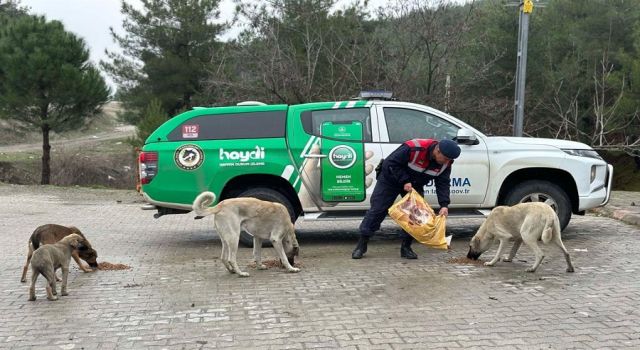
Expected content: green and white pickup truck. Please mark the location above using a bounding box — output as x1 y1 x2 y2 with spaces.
138 92 613 245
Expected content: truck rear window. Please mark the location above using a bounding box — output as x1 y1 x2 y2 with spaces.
167 111 286 141
301 108 372 142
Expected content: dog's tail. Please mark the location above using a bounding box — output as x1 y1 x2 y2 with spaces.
541 212 560 244
192 191 220 217
30 237 39 251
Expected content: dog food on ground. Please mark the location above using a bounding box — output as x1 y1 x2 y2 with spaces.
447 256 485 266
97 262 131 270
247 259 302 269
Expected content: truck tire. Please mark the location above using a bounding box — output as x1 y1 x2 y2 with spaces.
236 188 297 247
503 180 572 231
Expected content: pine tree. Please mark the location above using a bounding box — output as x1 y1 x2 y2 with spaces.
101 0 226 120
0 15 110 184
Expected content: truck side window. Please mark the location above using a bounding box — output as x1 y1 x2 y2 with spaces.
384 107 458 143
301 108 372 142
167 111 286 141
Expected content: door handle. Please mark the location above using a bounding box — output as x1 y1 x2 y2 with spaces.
303 154 327 158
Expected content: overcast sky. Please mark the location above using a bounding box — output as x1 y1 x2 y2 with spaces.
21 0 389 64
21 0 236 76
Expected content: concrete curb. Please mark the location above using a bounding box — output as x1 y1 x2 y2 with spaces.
590 206 640 226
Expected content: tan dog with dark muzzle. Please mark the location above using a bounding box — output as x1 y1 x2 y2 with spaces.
466 202 574 273
28 233 86 301
193 191 300 277
21 224 98 283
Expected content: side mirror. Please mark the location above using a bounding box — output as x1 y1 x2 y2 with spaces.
455 128 479 145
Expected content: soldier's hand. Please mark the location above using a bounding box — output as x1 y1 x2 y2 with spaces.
403 183 413 192
438 207 449 217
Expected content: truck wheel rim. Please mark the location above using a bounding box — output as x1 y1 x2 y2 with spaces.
519 193 558 212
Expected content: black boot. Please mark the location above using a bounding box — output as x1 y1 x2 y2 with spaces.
400 237 418 259
352 236 369 259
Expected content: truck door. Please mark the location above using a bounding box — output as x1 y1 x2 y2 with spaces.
286 102 383 212
376 105 490 206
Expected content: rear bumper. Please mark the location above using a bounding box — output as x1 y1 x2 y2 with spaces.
142 192 192 211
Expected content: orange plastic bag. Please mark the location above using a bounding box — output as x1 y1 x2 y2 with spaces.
388 189 449 250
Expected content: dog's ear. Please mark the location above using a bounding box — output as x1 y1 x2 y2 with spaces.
69 238 79 248
67 234 83 248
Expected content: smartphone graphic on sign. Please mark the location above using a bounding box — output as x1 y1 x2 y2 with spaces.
320 121 365 202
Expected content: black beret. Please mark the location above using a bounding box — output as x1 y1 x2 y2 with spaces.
439 139 461 159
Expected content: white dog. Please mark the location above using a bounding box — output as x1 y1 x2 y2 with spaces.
193 191 300 277
466 202 574 273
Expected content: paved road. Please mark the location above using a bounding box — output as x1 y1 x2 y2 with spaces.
1 184 639 349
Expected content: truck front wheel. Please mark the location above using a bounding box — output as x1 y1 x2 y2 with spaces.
503 180 572 231
237 188 297 247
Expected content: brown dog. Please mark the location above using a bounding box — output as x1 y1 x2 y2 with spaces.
21 224 98 283
28 233 86 301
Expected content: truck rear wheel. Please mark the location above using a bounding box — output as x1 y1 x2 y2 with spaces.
503 180 572 231
237 188 297 247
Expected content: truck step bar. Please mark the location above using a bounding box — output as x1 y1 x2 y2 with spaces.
302 209 489 221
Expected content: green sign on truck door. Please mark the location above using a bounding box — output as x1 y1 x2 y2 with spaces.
320 121 365 202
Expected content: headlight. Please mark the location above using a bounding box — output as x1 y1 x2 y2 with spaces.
562 149 603 160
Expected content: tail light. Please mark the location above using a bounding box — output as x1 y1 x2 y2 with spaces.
139 151 158 185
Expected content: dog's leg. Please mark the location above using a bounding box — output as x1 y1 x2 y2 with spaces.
60 265 69 296
28 270 38 301
272 239 300 273
43 268 58 301
49 268 58 296
253 236 267 270
228 250 249 277
484 239 507 267
216 223 234 274
553 236 575 273
218 220 249 277
72 250 92 273
524 239 545 272
21 242 33 283
45 283 57 301
227 242 249 277
221 241 234 274
503 238 522 262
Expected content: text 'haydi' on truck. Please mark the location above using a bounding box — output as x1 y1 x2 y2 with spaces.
138 91 613 246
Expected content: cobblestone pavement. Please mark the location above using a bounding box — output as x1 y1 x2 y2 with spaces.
1 184 639 349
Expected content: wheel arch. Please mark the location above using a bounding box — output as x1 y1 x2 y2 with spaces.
219 174 303 217
497 168 579 213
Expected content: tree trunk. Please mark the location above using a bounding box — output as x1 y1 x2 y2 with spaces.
41 124 51 185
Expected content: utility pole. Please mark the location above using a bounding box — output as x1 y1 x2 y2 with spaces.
513 0 533 137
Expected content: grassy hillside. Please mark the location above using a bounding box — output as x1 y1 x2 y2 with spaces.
600 151 640 191
0 101 123 146
0 102 137 189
